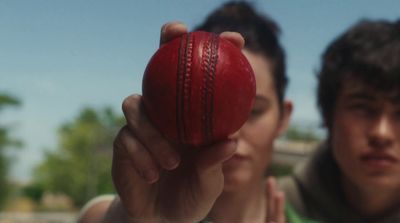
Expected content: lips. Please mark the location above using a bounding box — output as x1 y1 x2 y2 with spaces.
360 152 398 168
224 154 248 165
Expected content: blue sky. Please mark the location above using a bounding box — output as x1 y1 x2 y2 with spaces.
1 0 399 182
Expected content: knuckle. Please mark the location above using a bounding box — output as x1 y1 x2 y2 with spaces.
121 94 141 114
113 137 123 154
113 126 129 154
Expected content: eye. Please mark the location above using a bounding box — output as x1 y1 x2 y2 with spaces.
348 102 377 117
248 103 268 121
349 103 368 110
247 97 270 121
250 107 264 117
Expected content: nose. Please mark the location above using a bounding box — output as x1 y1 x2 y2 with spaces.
368 115 394 149
229 129 240 140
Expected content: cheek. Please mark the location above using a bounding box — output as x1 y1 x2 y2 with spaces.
332 112 365 151
244 113 280 155
331 112 365 173
332 114 352 153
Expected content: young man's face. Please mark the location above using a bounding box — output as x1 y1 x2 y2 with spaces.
331 78 400 191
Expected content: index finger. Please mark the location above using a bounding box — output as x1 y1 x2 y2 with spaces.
122 94 181 170
266 176 286 223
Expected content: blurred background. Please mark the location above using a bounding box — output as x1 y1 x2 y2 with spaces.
1 0 399 222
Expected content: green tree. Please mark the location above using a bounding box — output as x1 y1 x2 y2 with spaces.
33 107 124 207
0 93 22 208
284 125 322 143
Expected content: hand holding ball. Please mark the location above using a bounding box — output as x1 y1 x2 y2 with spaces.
142 31 256 146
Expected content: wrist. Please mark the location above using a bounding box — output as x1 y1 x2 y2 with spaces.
102 197 164 223
102 196 200 223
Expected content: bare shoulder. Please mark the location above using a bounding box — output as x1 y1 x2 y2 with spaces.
77 194 116 223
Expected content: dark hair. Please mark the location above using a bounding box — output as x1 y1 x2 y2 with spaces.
317 19 400 129
194 1 288 107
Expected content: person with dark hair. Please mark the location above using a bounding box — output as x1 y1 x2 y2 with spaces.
280 19 400 222
194 2 287 107
78 1 297 223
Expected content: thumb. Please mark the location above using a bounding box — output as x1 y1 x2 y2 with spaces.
191 140 237 204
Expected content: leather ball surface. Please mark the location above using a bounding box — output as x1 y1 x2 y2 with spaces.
142 31 256 146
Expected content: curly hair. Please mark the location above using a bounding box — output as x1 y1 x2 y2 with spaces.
317 19 400 129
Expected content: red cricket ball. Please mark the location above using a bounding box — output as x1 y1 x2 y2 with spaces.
142 31 256 146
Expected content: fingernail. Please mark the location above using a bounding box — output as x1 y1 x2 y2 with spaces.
143 169 158 183
165 156 179 170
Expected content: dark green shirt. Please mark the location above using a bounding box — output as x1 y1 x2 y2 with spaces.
280 143 400 223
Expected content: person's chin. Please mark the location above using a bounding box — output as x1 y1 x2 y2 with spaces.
359 174 400 190
223 179 245 192
222 169 252 192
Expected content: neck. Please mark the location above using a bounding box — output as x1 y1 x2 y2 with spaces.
342 176 400 220
208 179 266 223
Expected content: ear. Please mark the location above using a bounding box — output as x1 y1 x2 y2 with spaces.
277 100 293 136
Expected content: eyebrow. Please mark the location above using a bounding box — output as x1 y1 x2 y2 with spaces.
346 92 400 104
346 92 376 101
255 95 270 102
